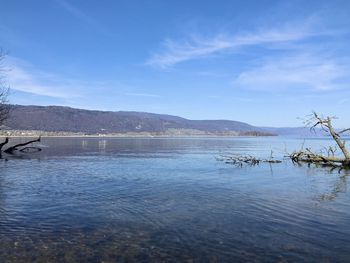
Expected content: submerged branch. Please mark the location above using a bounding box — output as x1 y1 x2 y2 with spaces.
286 149 349 168
220 113 350 170
2 137 41 155
217 154 281 167
0 137 9 151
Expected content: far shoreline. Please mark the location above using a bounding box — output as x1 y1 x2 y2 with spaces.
0 134 278 139
0 129 277 138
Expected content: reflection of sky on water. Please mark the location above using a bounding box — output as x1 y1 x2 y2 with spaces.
0 137 349 262
98 140 107 152
81 140 88 150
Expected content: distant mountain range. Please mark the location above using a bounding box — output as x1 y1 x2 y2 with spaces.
1 105 319 136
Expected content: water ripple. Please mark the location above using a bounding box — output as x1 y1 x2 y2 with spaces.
1 137 350 262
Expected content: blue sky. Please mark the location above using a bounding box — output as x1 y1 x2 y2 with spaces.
0 0 350 127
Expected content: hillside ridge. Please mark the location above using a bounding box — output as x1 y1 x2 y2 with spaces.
2 105 273 135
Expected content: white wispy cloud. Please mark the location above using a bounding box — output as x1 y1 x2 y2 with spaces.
147 22 321 68
5 58 161 100
55 0 112 37
6 57 84 99
125 92 161 98
232 54 348 91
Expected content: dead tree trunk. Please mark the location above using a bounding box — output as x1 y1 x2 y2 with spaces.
289 112 350 168
325 117 350 163
0 137 9 151
0 137 42 157
0 137 9 158
3 137 41 154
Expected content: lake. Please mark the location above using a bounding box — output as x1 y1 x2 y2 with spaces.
1 137 350 262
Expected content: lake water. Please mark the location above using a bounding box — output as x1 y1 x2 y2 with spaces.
1 137 350 262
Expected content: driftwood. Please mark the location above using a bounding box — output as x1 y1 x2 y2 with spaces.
219 112 350 170
0 137 9 151
0 136 42 157
287 148 344 166
217 151 282 167
288 112 350 168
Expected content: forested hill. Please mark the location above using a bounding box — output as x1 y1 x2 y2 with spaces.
3 105 275 135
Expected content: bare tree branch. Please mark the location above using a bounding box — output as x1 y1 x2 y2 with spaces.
0 48 43 158
3 137 41 154
291 112 350 167
0 137 9 151
0 49 9 126
338 128 350 135
219 112 350 170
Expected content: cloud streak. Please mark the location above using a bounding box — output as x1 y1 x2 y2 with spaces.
125 92 161 98
147 22 321 68
55 0 112 37
232 54 349 91
6 57 84 99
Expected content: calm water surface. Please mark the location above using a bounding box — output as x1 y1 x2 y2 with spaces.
1 137 350 262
